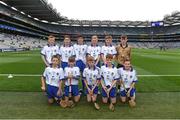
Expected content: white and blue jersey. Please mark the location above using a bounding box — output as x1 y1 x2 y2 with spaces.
118 67 138 90
101 64 119 97
64 66 80 97
87 45 101 60
64 66 80 86
59 45 75 63
101 45 117 57
43 66 64 87
74 44 87 63
41 44 59 64
101 64 120 87
83 66 101 86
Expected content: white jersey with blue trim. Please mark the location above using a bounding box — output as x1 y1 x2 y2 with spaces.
41 44 59 64
73 44 87 63
83 66 101 86
43 66 64 87
87 45 101 60
118 67 138 90
101 45 117 56
59 45 75 62
64 66 80 86
101 65 119 87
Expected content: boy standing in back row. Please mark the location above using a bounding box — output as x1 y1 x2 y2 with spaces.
59 35 75 69
41 35 59 67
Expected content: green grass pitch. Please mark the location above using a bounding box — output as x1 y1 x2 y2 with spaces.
0 49 180 119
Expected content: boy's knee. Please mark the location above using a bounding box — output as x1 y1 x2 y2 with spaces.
74 95 80 102
102 98 108 104
121 98 126 103
48 99 54 104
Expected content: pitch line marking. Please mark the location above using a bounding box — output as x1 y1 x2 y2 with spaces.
0 74 180 77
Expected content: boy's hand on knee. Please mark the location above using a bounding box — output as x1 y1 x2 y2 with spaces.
41 86 46 91
89 90 93 96
57 89 62 96
127 91 130 97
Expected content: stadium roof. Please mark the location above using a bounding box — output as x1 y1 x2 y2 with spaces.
0 0 67 22
0 0 180 27
163 11 180 26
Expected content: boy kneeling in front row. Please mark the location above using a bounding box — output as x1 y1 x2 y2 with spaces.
118 58 137 107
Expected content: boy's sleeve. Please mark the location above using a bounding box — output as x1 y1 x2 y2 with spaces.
73 67 80 80
98 46 101 55
76 67 80 77
86 46 91 55
42 68 47 78
97 68 101 80
133 70 138 82
113 46 117 55
59 69 64 80
58 46 62 56
117 68 121 80
72 46 75 56
100 46 104 55
114 68 120 81
100 66 104 78
82 69 86 79
64 68 68 79
41 47 45 55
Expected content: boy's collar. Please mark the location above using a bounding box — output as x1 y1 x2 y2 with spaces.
105 64 115 68
47 44 56 47
123 66 133 72
120 43 128 49
88 65 96 70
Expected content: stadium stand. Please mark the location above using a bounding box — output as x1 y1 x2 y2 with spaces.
0 0 180 51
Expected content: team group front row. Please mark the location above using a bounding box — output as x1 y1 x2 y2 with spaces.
40 34 137 111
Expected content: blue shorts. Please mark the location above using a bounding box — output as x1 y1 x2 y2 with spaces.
86 85 98 95
76 60 86 72
64 85 79 97
46 84 61 100
61 62 68 69
120 88 136 97
102 86 116 98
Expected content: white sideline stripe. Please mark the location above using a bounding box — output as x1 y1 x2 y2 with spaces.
0 74 180 77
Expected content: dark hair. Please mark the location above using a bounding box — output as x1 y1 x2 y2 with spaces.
105 35 112 39
51 55 60 61
64 35 71 39
68 56 75 62
77 34 83 38
48 34 55 38
87 56 94 62
120 35 127 39
106 54 113 59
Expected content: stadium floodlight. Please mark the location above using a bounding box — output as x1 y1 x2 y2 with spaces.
20 11 25 15
60 23 70 26
27 15 32 18
172 22 180 25
41 20 49 23
11 7 18 11
51 22 59 25
0 1 7 6
34 18 39 21
82 24 90 27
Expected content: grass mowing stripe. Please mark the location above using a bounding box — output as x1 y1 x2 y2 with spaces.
0 92 180 119
1 74 180 77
